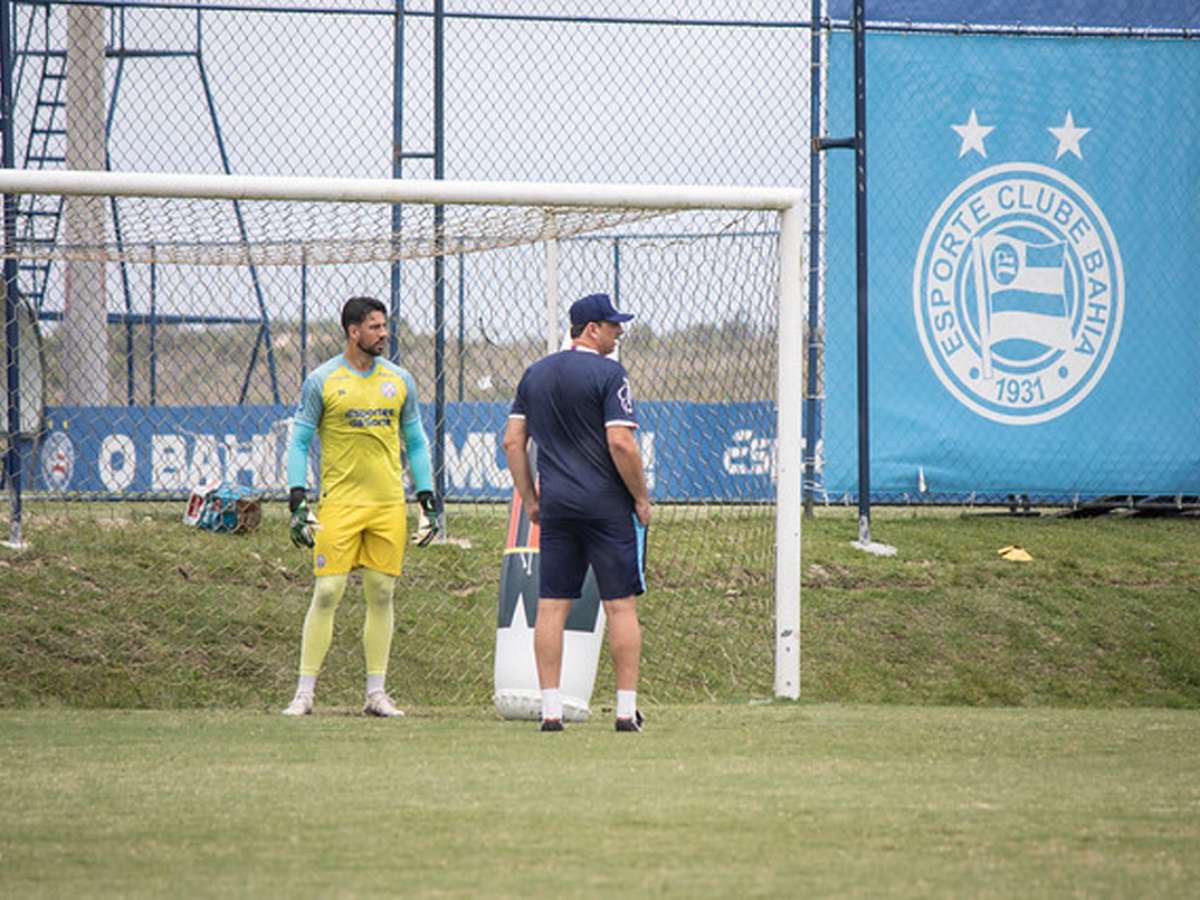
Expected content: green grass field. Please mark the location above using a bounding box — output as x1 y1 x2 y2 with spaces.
3 504 1199 709
3 705 1198 898
2 506 1199 895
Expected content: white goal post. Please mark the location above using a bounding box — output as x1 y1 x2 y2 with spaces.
0 167 803 699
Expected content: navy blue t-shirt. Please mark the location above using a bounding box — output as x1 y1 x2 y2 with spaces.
509 347 639 520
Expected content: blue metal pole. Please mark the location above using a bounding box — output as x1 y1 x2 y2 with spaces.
433 0 446 506
456 251 464 403
300 255 308 382
804 0 824 517
389 0 404 359
852 0 871 542
149 257 157 405
612 238 621 306
1 0 23 546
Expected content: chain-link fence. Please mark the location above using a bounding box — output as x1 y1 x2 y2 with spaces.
1 185 792 709
0 0 808 709
11 0 1193 710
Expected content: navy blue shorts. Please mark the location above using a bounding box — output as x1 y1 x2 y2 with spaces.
539 513 647 601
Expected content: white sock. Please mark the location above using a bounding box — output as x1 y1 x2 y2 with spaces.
366 674 386 696
616 690 637 720
297 675 317 696
541 688 563 721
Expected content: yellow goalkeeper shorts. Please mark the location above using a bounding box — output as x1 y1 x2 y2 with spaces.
312 502 408 577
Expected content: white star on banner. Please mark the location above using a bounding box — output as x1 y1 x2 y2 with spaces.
951 108 995 158
1049 111 1090 160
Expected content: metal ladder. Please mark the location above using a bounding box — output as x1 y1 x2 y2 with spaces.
14 10 67 311
9 4 281 404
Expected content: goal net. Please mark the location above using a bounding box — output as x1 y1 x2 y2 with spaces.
0 169 801 709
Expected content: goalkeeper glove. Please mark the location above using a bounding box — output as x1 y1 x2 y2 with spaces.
288 488 318 549
413 491 440 547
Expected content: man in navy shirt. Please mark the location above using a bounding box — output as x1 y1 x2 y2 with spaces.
503 293 652 732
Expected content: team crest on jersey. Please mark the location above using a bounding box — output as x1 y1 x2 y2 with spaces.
40 430 75 491
913 162 1123 425
617 378 634 416
380 381 397 399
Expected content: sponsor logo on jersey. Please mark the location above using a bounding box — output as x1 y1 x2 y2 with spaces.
617 378 634 416
346 407 394 428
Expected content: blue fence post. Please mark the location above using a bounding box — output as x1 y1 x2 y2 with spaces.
300 253 309 383
432 0 447 507
389 0 405 360
1 0 23 547
804 0 825 517
456 251 465 403
149 256 158 405
612 238 621 306
851 0 872 544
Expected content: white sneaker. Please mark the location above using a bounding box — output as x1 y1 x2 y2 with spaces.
282 692 314 717
363 691 405 718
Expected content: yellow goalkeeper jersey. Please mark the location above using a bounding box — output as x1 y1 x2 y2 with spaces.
294 354 424 508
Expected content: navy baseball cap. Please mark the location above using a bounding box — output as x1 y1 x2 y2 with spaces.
569 293 634 327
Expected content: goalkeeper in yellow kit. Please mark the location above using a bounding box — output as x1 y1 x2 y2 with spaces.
282 296 438 718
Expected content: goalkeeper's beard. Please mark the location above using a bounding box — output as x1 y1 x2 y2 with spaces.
357 336 385 357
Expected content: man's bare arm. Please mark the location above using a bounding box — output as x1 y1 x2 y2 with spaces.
502 416 540 524
607 425 651 525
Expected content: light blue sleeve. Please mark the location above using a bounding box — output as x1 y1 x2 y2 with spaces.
286 371 324 489
399 370 434 494
294 371 325 429
286 421 316 489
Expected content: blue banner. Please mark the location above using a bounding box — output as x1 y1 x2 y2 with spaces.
825 30 1200 499
25 401 776 502
826 1 1200 30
